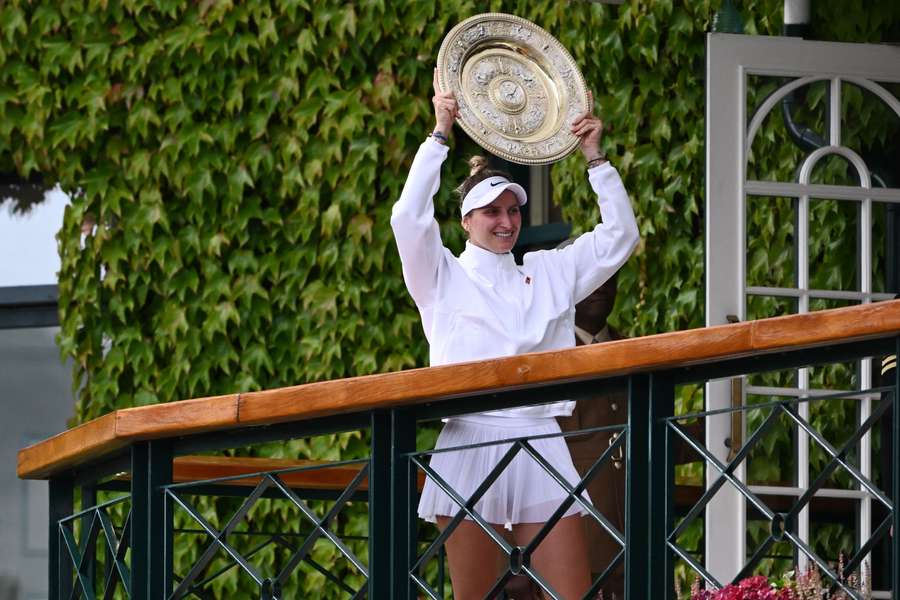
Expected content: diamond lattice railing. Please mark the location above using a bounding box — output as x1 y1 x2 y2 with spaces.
166 461 370 599
667 387 895 599
59 495 133 599
408 425 627 600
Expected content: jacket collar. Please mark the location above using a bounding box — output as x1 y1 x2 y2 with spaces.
575 324 611 346
459 241 517 274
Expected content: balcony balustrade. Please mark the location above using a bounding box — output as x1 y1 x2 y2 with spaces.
17 300 900 599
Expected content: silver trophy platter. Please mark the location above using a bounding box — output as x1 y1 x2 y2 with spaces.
437 13 589 165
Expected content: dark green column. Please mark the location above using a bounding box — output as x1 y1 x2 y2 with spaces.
79 485 98 594
48 477 74 599
369 410 392 598
391 409 417 600
649 373 675 599
130 441 173 599
893 336 899 594
625 373 651 598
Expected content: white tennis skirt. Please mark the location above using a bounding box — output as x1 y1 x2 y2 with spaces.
417 415 591 530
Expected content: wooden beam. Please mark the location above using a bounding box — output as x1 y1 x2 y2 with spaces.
236 320 755 426
17 394 239 480
166 455 425 492
114 394 240 439
750 299 900 351
17 301 900 480
17 413 121 480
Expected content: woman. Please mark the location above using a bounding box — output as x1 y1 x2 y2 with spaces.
390 70 639 599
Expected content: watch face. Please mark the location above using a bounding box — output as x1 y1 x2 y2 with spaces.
437 13 590 166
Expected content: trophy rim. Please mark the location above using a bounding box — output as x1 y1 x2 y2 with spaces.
437 12 589 166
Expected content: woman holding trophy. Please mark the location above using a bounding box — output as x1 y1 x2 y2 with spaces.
390 15 640 599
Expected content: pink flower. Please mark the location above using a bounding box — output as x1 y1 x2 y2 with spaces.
739 575 770 590
690 575 793 600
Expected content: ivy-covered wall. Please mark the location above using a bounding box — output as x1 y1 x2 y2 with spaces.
2 0 898 594
0 0 894 420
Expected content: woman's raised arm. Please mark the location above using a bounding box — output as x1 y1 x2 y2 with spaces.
550 93 640 302
389 71 459 309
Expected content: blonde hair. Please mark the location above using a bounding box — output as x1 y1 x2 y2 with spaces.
467 156 489 176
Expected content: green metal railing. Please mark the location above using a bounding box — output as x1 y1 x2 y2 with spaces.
167 460 371 599
407 423 627 599
40 331 900 599
666 386 896 597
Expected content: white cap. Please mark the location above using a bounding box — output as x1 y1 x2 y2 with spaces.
460 176 527 216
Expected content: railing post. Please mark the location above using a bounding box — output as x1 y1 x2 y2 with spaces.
369 410 392 598
391 408 417 600
649 373 676 599
80 484 98 593
49 477 74 599
131 441 173 599
626 373 651 599
893 335 899 594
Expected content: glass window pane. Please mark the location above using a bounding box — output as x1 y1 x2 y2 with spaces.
809 198 859 292
746 76 828 183
746 196 797 289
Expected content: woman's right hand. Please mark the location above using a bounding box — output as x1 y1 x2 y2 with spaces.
571 90 605 162
432 68 459 138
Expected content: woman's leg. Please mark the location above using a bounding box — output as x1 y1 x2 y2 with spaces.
436 516 508 600
513 515 591 600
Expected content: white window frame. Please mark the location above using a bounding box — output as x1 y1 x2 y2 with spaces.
705 32 900 594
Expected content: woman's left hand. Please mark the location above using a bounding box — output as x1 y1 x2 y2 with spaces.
570 91 605 161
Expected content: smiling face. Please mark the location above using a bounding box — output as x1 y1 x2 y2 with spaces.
462 190 522 254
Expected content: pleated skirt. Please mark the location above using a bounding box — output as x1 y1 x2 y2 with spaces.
417 415 591 530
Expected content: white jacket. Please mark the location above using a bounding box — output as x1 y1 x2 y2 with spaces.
391 138 639 418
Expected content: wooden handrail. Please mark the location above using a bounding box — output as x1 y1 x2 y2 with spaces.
17 301 900 480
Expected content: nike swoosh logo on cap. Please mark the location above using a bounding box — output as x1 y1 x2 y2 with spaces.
490 181 504 187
